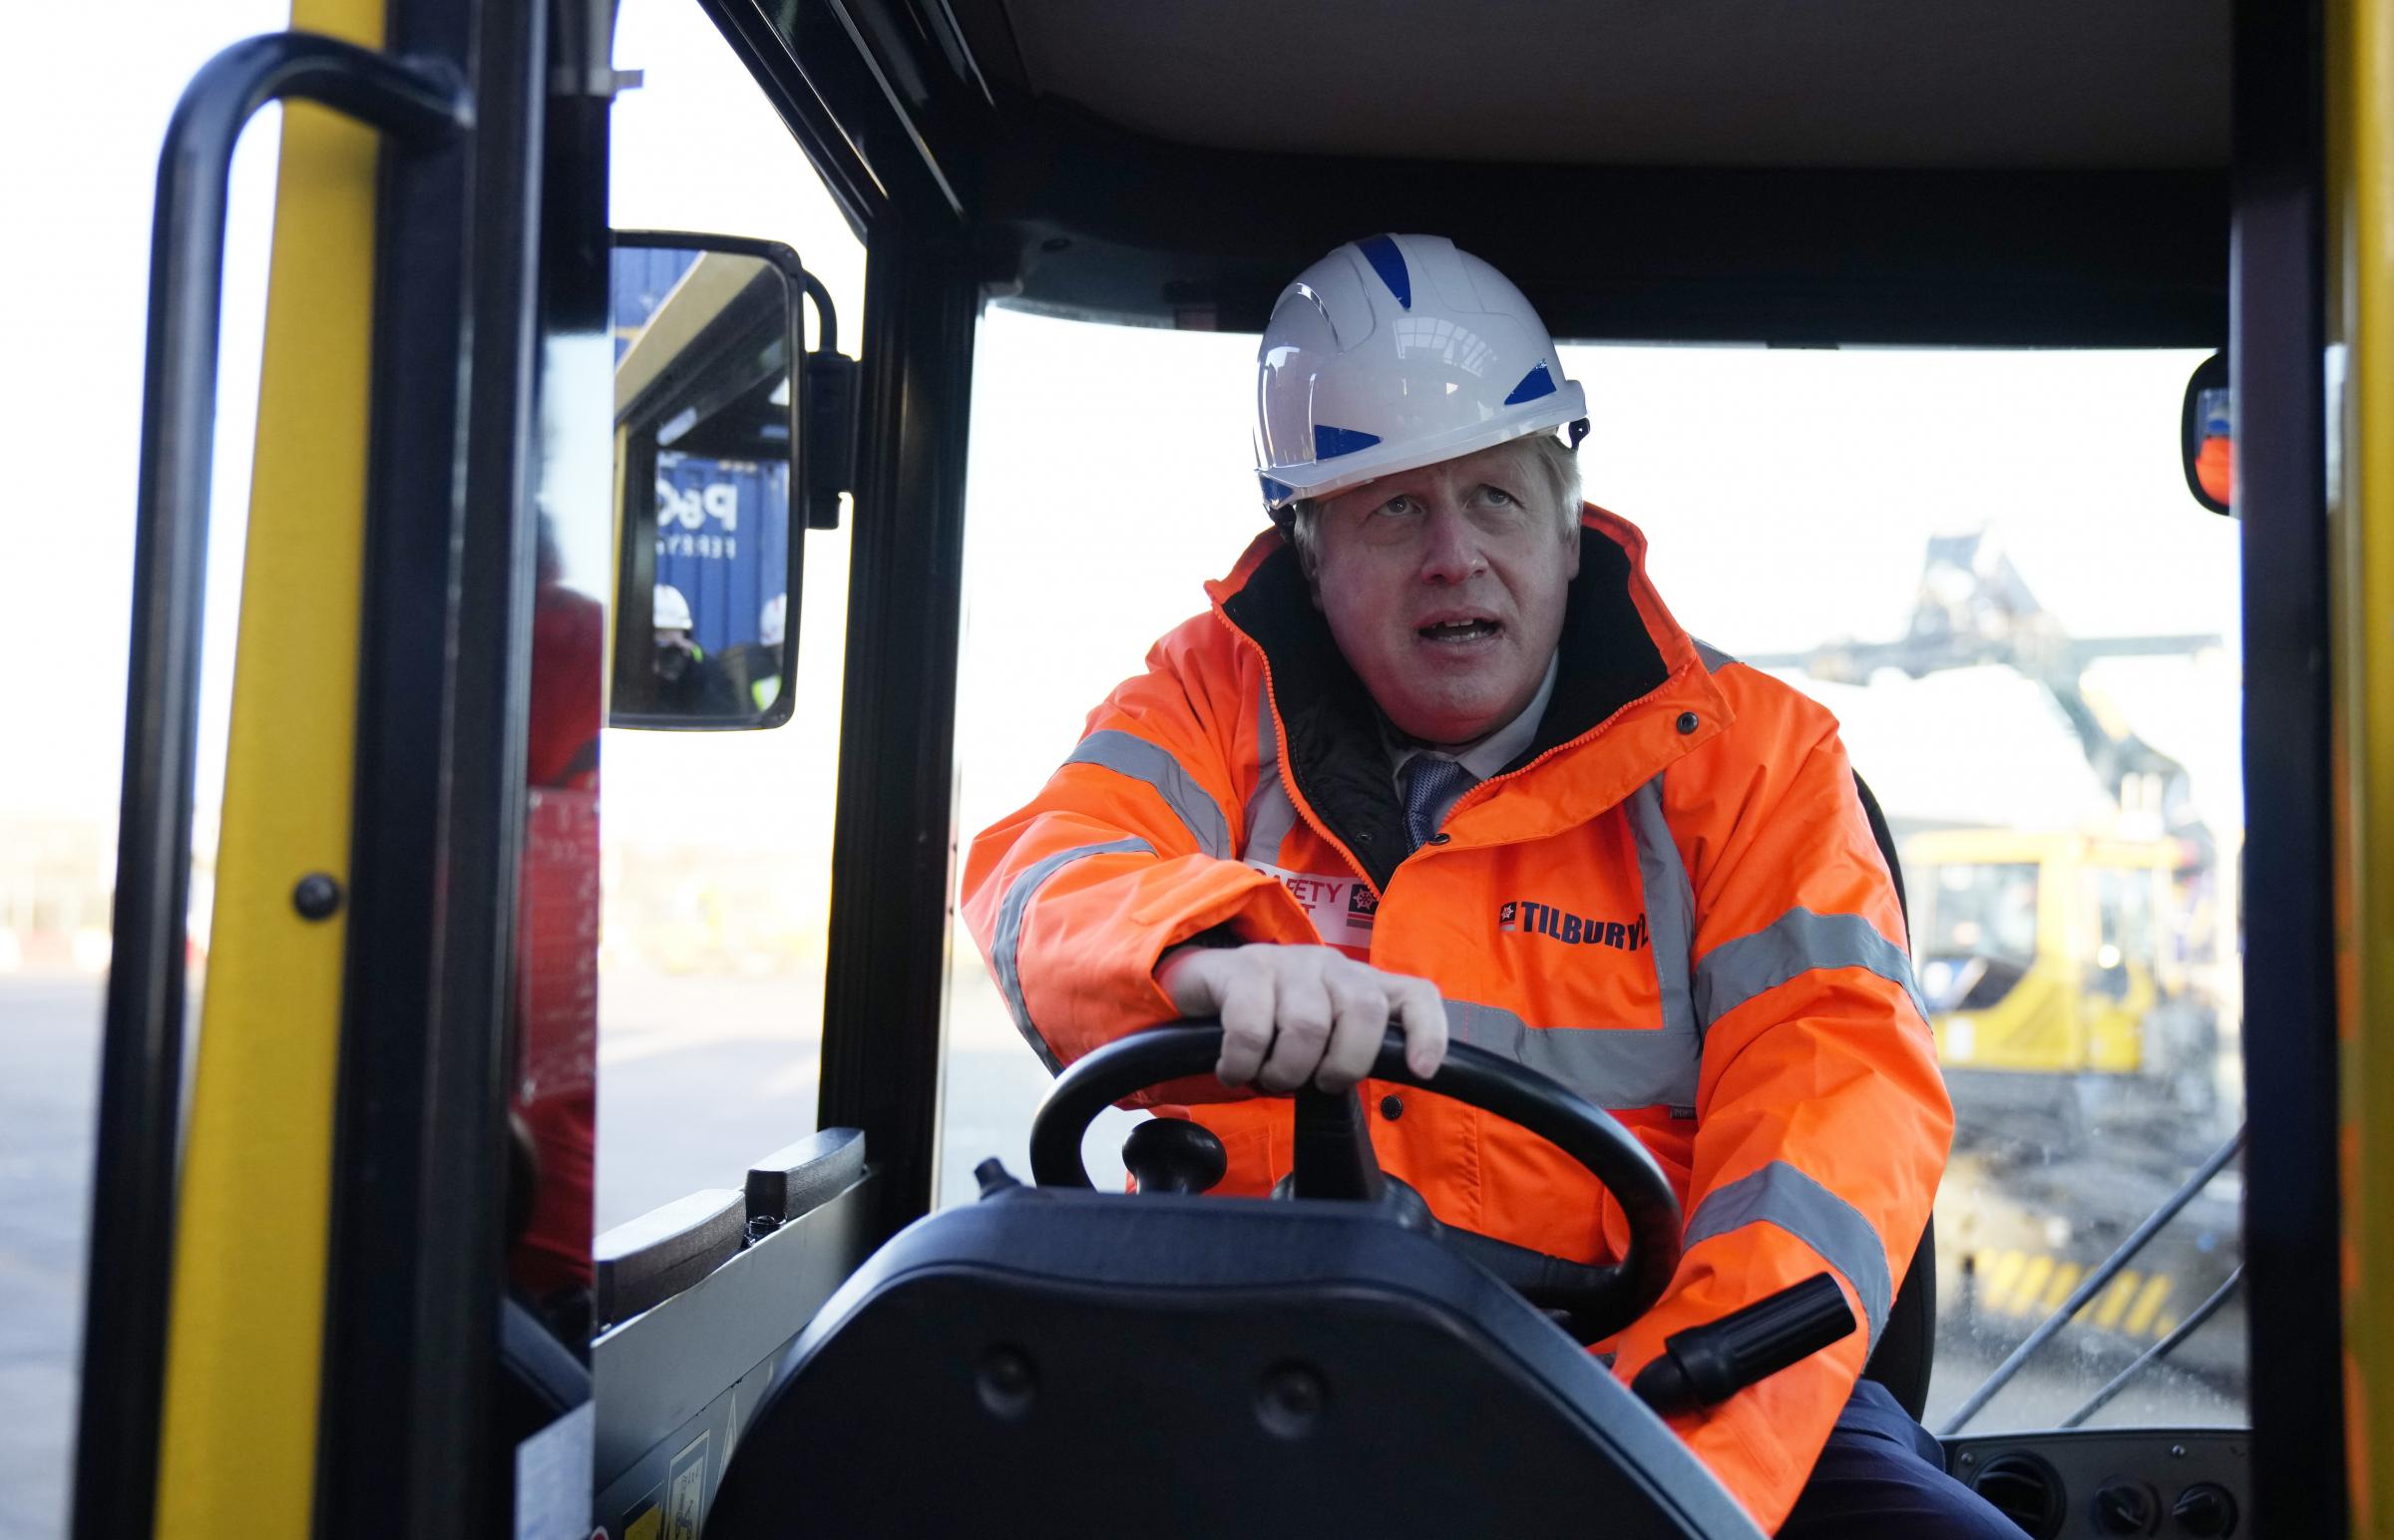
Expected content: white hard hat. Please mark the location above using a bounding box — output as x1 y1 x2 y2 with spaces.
653 582 692 631
1254 233 1587 512
759 592 787 649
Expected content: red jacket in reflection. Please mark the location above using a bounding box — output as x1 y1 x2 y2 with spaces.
511 559 603 1312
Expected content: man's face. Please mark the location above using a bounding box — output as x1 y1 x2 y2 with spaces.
654 627 693 681
1311 440 1578 747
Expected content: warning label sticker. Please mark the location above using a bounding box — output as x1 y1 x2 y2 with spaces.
1248 861 1375 946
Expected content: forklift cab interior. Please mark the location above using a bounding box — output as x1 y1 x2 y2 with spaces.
81 0 2355 1537
578 4 2258 1537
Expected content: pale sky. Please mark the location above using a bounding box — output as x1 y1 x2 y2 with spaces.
0 0 291 827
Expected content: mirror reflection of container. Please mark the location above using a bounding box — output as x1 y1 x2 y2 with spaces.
652 453 789 659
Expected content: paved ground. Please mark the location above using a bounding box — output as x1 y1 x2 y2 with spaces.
0 979 105 1540
1 972 2240 1536
592 962 1137 1231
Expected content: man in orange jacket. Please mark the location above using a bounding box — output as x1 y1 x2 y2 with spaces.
962 234 2009 1536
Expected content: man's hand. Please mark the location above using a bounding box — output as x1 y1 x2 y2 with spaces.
1154 943 1447 1093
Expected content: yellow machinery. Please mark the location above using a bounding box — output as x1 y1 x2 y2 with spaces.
1909 828 2212 1088
1751 534 2232 1120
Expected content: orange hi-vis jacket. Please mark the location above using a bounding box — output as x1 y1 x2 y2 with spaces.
961 507 1952 1532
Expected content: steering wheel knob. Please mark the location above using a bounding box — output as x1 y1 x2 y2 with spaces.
1122 1117 1229 1195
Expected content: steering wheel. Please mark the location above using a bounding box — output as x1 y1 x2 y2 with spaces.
1026 1021 1683 1346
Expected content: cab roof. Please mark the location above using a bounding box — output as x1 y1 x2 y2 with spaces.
709 0 2231 346
984 1 2228 171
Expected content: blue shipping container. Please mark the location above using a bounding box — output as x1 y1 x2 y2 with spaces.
654 453 788 658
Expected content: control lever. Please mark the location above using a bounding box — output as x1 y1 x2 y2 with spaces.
1122 1118 1228 1194
1630 1273 1855 1415
1287 1084 1386 1201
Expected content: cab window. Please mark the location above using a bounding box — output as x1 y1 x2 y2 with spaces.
596 0 862 1231
945 316 2247 1431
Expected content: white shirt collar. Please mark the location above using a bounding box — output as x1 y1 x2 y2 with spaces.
1387 651 1560 785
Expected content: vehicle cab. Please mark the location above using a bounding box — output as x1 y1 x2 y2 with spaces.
31 1 2386 1537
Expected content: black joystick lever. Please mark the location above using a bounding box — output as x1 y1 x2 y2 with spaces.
1630 1273 1855 1415
973 1158 1021 1198
1122 1118 1229 1195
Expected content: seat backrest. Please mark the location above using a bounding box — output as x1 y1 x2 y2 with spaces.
709 1191 1769 1540
1851 772 1936 1421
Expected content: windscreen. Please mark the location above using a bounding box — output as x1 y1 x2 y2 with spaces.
944 314 2245 1436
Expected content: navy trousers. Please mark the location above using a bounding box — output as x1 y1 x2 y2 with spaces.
1774 1379 2022 1538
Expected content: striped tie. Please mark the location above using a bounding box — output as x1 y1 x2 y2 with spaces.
1400 756 1475 851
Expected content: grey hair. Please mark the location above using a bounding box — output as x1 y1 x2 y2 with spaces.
1284 431 1583 578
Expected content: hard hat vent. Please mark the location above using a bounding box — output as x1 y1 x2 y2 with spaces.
1356 234 1411 309
1313 425 1384 460
1504 363 1558 405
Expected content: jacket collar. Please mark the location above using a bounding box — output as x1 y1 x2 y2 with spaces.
1208 506 1731 891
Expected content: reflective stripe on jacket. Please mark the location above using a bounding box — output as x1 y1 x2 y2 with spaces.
960 507 1952 1533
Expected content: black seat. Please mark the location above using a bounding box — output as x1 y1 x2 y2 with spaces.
1852 772 1937 1421
708 1186 1766 1539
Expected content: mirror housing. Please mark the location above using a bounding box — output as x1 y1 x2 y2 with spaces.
609 231 836 730
787 267 861 532
2181 351 2231 516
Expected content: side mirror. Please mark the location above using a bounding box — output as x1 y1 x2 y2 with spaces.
608 231 852 729
2181 351 2230 516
